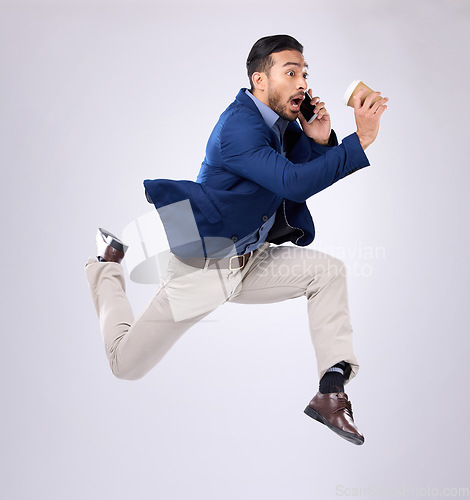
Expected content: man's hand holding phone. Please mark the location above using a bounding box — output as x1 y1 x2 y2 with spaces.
299 90 331 145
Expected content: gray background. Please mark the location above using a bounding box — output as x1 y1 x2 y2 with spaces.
1 0 469 498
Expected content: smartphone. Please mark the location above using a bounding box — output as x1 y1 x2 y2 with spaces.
300 92 318 123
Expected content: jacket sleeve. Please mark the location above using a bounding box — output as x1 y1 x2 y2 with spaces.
219 113 369 203
309 130 339 160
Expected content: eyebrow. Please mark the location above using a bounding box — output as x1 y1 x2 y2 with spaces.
282 61 309 70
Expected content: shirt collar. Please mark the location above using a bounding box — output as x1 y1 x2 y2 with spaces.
245 89 288 132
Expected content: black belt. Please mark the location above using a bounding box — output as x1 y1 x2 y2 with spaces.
175 251 253 270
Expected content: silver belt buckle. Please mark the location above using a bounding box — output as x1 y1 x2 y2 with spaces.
229 251 252 271
229 254 244 271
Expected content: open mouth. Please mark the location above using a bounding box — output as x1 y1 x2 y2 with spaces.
290 94 305 111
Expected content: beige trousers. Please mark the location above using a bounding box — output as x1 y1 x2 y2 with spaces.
85 243 359 382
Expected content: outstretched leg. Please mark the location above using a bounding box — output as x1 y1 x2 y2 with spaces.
231 244 364 444
231 244 358 381
85 228 226 380
85 257 211 380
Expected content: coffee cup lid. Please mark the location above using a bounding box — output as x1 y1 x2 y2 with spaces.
343 80 361 105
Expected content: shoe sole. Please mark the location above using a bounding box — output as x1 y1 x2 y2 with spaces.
98 228 128 253
304 405 364 445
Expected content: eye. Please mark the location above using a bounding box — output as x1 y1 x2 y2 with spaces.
287 70 295 76
303 73 309 79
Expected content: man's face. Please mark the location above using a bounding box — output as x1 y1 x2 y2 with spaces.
264 49 308 121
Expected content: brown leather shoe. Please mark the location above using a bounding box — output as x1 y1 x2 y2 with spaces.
304 391 365 445
96 228 128 264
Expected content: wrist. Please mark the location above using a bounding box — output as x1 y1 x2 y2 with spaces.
357 133 372 150
310 131 333 146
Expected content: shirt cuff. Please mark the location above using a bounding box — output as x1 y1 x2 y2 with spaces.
310 130 339 156
342 132 370 176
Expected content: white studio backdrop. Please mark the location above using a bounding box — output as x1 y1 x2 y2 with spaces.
1 1 469 499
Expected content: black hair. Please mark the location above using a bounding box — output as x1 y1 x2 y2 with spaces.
246 34 304 90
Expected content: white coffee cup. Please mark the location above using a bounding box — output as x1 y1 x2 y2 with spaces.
343 80 380 107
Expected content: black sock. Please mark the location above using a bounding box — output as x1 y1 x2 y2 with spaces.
319 361 346 394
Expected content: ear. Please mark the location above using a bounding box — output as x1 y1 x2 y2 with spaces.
251 71 267 92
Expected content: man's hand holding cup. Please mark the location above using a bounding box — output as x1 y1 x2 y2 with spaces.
344 80 389 150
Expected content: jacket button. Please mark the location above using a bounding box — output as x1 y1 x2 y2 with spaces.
262 215 269 222
231 236 238 242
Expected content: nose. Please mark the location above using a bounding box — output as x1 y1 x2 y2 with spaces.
297 75 306 90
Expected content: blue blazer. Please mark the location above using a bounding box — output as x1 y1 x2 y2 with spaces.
144 89 370 258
